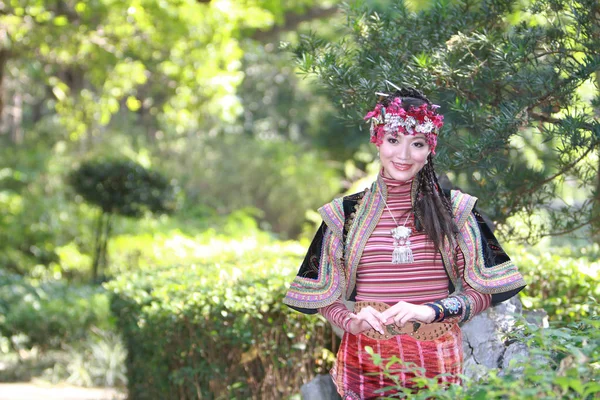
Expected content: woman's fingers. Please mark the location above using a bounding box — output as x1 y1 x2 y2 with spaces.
393 311 412 328
355 307 386 334
351 303 435 335
398 312 414 327
365 314 385 334
381 302 407 323
381 302 437 326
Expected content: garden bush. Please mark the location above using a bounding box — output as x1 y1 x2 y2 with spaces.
107 237 334 399
0 272 113 351
509 243 600 324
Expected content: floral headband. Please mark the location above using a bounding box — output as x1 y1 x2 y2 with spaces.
364 97 444 154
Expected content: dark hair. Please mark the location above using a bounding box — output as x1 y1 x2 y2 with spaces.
379 88 458 258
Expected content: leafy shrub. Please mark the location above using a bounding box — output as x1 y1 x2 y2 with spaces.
69 159 178 281
0 272 113 351
107 237 333 399
69 159 177 217
369 306 600 399
106 208 270 276
45 328 127 388
508 243 600 323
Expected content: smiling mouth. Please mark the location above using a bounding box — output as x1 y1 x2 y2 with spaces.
392 162 412 171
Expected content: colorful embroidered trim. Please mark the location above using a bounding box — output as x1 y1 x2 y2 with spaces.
344 176 386 299
283 227 345 309
451 191 526 295
458 212 527 294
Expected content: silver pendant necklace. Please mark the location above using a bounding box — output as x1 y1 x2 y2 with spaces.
379 187 414 264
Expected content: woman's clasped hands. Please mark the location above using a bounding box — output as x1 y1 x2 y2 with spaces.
345 301 435 335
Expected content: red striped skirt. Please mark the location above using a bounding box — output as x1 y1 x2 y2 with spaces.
331 324 463 399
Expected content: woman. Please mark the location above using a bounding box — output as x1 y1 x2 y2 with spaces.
283 87 526 399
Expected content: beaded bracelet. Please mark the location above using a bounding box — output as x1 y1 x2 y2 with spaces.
424 297 463 322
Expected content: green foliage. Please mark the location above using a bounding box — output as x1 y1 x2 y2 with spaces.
1 0 338 139
0 273 113 351
238 41 366 163
69 159 178 281
0 134 94 277
369 309 600 399
106 209 269 276
69 159 177 217
106 235 334 399
163 135 341 238
46 329 127 388
292 0 600 242
509 243 600 324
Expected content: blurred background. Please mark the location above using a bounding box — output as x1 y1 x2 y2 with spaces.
0 0 598 399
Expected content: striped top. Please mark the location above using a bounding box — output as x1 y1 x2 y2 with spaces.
320 173 491 329
355 174 449 304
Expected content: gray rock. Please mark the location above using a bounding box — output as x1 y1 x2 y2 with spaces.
301 374 341 400
501 341 529 373
523 308 549 328
461 296 523 379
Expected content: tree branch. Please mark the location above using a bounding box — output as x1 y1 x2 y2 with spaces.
545 215 600 237
529 111 597 132
251 6 339 42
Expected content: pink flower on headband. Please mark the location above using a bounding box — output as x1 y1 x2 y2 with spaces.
364 99 444 154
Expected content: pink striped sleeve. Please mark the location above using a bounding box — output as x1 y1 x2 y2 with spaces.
319 299 353 331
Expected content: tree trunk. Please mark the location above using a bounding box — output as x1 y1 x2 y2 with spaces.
91 210 105 282
98 213 113 281
0 49 8 132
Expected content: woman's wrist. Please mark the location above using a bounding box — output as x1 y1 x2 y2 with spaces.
424 303 442 322
342 313 357 332
422 305 436 323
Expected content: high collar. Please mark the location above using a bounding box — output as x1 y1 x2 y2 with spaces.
379 169 413 195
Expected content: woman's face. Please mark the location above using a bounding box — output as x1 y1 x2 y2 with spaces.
379 133 430 181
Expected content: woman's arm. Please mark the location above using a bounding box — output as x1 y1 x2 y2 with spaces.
423 247 491 323
379 248 491 326
319 299 387 335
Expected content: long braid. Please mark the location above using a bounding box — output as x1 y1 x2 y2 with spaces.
414 156 459 280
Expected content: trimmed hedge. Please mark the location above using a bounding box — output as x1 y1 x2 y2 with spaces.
107 240 334 399
106 234 600 399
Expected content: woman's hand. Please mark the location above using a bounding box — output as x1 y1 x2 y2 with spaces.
380 301 436 327
345 306 387 335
